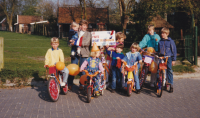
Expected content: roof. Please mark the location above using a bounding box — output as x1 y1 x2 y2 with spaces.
58 7 109 24
0 18 6 24
17 15 41 24
149 14 174 28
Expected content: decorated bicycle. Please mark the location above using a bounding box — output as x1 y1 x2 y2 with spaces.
46 62 79 102
139 47 158 89
121 61 139 96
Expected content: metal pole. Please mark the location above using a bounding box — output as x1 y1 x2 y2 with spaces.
194 26 198 65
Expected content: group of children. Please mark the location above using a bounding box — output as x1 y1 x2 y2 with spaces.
44 21 177 95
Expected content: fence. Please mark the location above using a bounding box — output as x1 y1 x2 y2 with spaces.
0 37 3 70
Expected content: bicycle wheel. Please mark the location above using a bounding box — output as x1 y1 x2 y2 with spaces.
62 83 68 95
127 84 132 96
48 77 59 102
87 87 92 103
139 66 148 89
157 70 164 97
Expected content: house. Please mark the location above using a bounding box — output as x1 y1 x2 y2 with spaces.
57 7 109 38
14 15 42 33
149 14 174 35
0 17 7 31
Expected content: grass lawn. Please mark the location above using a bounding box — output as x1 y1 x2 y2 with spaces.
0 31 195 83
0 31 71 81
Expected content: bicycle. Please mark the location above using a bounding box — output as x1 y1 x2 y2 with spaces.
122 61 138 96
139 48 155 89
156 55 172 97
46 66 68 102
82 70 104 103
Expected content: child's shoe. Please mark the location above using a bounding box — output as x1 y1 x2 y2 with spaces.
61 82 66 87
77 48 81 56
95 91 100 96
71 51 75 59
136 89 141 94
111 89 115 93
170 87 173 93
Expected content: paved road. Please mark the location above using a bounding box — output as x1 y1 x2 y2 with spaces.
0 78 200 118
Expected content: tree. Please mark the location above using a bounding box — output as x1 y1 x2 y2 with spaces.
0 0 20 31
21 0 39 15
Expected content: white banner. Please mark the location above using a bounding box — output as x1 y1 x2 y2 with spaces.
91 31 116 46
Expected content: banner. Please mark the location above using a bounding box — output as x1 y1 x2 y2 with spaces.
91 31 116 46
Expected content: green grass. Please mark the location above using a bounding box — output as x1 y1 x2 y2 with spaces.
0 31 71 81
172 64 195 73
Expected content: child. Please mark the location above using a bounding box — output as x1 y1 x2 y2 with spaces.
44 37 69 86
106 44 125 93
106 32 126 70
139 25 161 87
69 22 81 59
158 27 177 93
100 46 106 64
80 43 104 96
122 43 142 93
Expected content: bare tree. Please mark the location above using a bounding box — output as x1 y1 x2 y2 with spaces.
0 0 20 31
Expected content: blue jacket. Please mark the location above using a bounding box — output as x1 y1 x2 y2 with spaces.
139 33 161 52
158 37 177 61
123 51 142 69
106 49 124 66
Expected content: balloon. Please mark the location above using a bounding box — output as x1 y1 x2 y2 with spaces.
66 64 80 76
56 62 65 71
80 75 88 85
149 61 158 73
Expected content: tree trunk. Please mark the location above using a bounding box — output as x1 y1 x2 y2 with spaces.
118 0 127 34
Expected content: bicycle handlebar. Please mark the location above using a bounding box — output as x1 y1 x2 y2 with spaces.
83 70 99 78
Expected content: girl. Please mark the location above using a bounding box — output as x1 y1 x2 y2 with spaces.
122 43 142 93
80 43 104 96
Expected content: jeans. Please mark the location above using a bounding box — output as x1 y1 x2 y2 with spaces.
157 57 173 86
61 67 69 83
133 70 140 90
68 55 79 86
111 66 122 89
167 57 173 85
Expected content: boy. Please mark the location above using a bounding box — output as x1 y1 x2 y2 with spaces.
139 25 161 87
106 44 124 93
69 22 80 59
44 37 69 87
158 27 177 93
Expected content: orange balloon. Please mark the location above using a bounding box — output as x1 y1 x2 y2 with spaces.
80 75 88 85
66 64 80 76
56 62 65 71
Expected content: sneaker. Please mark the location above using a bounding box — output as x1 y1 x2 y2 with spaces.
136 89 141 94
61 82 66 87
111 89 115 93
79 86 84 90
150 83 155 88
70 55 75 59
170 87 173 93
95 91 100 96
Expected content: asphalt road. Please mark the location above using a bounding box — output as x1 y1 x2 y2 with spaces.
0 78 200 118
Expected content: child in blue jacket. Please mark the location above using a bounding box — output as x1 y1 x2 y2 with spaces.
158 27 177 93
106 44 124 93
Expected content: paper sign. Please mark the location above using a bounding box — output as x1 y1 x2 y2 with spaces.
91 31 116 46
144 56 153 64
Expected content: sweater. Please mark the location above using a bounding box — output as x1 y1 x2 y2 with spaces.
45 48 64 66
106 49 124 66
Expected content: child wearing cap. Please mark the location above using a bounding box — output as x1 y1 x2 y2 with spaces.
44 37 69 87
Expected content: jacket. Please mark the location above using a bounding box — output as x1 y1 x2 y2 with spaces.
139 33 161 52
78 31 92 57
158 37 177 61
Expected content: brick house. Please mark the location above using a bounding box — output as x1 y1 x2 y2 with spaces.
57 7 109 38
15 15 42 33
0 17 7 31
